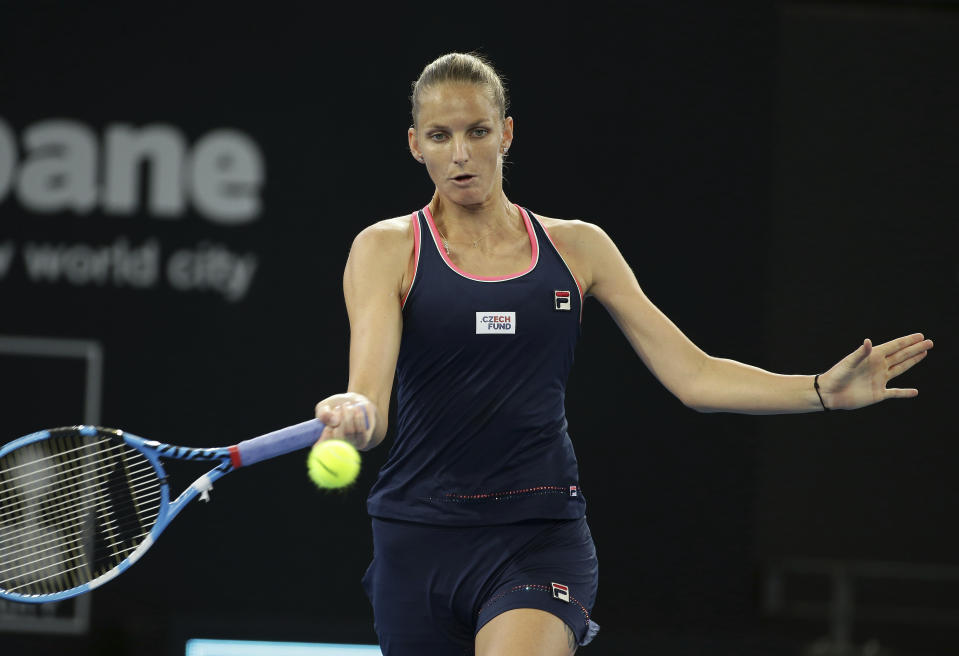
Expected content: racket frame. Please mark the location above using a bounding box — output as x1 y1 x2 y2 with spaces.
0 418 323 603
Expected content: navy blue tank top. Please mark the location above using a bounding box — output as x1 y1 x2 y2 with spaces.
366 205 586 525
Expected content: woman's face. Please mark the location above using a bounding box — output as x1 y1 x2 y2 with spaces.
409 83 513 208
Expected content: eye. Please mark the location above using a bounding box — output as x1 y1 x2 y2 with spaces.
428 132 448 142
471 128 490 138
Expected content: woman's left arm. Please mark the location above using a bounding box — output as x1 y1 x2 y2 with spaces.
563 221 933 414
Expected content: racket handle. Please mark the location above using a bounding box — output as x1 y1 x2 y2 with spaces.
234 418 325 467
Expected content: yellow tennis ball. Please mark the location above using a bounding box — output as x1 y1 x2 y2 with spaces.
307 439 361 489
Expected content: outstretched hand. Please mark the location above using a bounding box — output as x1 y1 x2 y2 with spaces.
818 333 933 410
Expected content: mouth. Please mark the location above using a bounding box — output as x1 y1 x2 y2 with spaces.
450 174 477 185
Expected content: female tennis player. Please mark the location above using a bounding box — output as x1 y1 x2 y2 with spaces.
314 53 933 656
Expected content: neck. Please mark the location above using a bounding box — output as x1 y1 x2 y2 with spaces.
429 190 519 242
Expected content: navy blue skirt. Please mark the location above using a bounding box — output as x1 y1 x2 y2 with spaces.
362 516 600 655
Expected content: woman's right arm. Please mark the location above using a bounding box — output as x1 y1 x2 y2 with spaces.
314 217 412 450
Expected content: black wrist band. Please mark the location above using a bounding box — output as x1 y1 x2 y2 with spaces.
814 374 830 411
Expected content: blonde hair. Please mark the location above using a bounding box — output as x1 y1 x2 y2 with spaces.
410 52 508 126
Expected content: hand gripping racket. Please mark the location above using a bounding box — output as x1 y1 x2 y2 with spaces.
0 419 325 603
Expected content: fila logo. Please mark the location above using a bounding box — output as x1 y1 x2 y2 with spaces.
476 312 515 334
551 582 571 603
554 290 571 311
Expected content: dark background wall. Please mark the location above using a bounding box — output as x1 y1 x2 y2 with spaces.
759 1 958 565
0 2 954 654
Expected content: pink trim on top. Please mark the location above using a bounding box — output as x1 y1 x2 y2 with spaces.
532 213 585 323
422 204 539 282
535 217 585 302
401 211 421 308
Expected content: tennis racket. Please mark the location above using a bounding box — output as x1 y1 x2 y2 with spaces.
0 419 326 604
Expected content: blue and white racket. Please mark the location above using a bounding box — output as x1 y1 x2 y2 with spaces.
0 419 325 603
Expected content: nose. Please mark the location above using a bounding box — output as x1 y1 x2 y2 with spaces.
451 135 469 165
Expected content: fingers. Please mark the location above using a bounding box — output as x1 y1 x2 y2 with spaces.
848 333 933 372
846 338 873 367
885 338 933 366
313 393 375 449
884 387 919 400
876 333 927 357
339 402 371 436
314 402 336 425
887 348 930 379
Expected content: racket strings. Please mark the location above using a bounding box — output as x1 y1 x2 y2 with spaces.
0 435 123 478
0 466 160 548
0 435 97 595
0 503 163 589
0 440 130 500
0 467 156 594
0 475 161 559
0 431 163 597
0 504 161 573
0 505 161 591
0 461 156 529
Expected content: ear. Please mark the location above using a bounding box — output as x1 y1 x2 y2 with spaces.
501 116 514 153
408 126 424 162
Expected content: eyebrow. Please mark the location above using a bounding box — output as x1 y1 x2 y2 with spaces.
423 119 492 131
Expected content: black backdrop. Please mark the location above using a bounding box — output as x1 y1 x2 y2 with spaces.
1 2 954 655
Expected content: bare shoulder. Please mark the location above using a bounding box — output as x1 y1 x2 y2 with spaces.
536 214 609 249
534 214 619 296
352 214 414 253
347 214 416 297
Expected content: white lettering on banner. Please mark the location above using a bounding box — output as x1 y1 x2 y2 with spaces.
189 130 264 224
167 243 258 301
0 116 264 223
11 238 258 302
18 120 98 214
24 239 161 288
0 242 15 279
104 124 187 217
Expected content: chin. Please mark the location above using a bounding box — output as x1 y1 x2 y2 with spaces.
445 187 493 208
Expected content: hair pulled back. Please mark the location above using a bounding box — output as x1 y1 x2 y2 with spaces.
411 52 508 126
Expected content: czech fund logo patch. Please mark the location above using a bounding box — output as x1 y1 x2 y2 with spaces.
476 312 516 334
554 290 571 311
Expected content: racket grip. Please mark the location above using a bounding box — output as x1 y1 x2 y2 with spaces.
234 418 325 467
